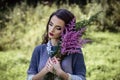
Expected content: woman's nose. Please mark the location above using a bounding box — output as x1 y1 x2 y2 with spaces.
50 26 55 32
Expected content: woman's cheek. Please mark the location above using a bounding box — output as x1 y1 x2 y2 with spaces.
57 32 62 37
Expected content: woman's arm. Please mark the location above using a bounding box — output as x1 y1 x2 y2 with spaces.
27 55 54 80
27 46 54 80
68 74 85 80
27 67 48 80
71 51 86 80
31 67 48 80
27 46 40 80
52 57 69 80
32 57 54 80
52 49 86 80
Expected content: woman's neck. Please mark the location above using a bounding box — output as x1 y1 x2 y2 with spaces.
50 39 59 46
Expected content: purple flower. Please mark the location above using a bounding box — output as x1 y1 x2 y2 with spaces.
60 18 87 55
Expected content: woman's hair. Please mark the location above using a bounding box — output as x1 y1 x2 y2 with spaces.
41 9 75 44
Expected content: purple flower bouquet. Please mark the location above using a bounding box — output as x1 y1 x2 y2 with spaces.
51 11 102 57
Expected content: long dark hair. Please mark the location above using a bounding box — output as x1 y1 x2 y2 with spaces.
41 9 75 44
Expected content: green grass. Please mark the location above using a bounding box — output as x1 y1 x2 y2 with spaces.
0 50 29 80
82 32 120 80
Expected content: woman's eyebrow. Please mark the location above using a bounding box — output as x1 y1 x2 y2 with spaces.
50 21 62 27
49 21 53 24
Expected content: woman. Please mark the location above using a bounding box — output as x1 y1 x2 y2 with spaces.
27 9 86 80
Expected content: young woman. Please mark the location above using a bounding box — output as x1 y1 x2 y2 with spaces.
27 9 86 80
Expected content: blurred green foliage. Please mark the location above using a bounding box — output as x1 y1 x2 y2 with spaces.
0 50 29 80
0 1 120 80
83 32 120 80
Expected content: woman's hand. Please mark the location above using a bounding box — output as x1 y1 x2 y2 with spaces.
51 57 69 80
32 58 54 80
44 57 54 73
52 57 63 76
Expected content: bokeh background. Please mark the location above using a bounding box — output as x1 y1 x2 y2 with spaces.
0 0 120 80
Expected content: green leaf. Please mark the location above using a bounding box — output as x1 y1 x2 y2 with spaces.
76 11 103 30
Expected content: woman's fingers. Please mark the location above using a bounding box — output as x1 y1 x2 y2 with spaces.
49 58 53 64
52 57 59 64
45 57 62 73
57 58 61 61
46 57 54 73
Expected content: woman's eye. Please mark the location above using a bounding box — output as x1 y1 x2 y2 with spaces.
49 22 53 26
56 27 62 30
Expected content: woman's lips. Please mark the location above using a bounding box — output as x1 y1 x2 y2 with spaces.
49 33 54 36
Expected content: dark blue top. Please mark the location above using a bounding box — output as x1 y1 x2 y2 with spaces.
27 44 86 79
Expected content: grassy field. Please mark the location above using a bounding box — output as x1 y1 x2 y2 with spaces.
0 31 119 80
0 3 120 80
83 32 120 80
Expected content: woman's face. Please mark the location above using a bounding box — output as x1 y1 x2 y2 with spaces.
48 15 65 39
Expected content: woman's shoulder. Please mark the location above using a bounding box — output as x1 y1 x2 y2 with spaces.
35 44 47 49
33 44 47 52
71 48 84 59
31 44 47 57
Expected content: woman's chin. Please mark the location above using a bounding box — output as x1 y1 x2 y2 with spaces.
49 37 59 40
49 36 55 39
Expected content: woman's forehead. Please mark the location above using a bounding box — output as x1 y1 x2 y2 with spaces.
50 15 65 27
